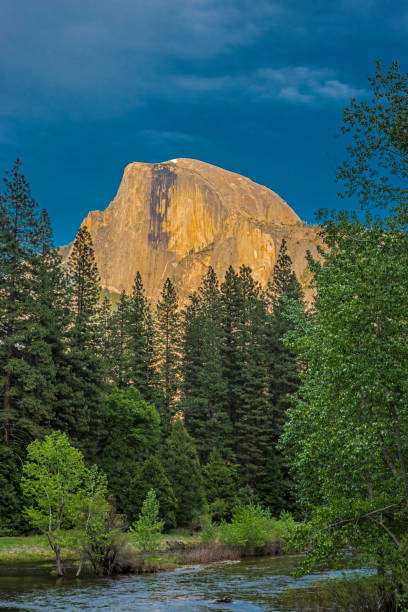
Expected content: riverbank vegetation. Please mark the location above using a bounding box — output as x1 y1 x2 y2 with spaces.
279 574 397 612
0 506 289 571
2 429 291 575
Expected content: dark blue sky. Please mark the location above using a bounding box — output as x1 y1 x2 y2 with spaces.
1 0 407 245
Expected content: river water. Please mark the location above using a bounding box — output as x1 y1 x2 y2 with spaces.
0 556 352 611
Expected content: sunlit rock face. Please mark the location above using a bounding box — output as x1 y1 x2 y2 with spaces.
74 158 318 302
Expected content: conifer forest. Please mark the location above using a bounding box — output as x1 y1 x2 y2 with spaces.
0 158 303 535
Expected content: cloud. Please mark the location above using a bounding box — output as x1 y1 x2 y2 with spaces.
255 67 365 103
0 0 286 119
172 66 365 105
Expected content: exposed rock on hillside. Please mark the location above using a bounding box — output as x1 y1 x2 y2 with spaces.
70 159 318 302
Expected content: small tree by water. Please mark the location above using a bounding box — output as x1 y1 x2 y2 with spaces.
131 489 164 553
21 431 118 577
21 431 86 576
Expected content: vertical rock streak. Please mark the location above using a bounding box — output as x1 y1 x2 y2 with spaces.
148 165 176 248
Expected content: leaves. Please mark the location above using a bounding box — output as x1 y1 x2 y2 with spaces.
130 489 164 553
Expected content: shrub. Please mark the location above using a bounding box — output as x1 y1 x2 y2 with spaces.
219 501 276 549
79 506 129 576
200 519 218 545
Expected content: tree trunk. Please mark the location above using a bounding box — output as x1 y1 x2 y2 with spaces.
3 345 12 447
76 555 84 577
55 546 65 576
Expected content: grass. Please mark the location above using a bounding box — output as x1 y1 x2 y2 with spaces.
0 530 201 564
0 534 76 562
0 519 285 568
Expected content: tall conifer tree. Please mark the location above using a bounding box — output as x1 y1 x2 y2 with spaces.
127 272 154 398
126 455 177 528
164 418 206 526
65 226 105 456
263 238 304 510
182 267 230 462
153 278 180 435
234 265 270 492
29 209 71 435
109 290 130 388
266 239 303 442
203 448 239 521
0 163 68 530
100 294 113 384
0 160 53 447
220 266 244 433
219 265 270 493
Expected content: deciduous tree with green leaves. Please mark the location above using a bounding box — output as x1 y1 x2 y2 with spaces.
21 431 87 576
283 63 408 602
76 465 126 577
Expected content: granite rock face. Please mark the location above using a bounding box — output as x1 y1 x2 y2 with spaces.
74 159 318 302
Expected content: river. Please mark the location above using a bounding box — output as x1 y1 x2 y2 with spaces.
0 556 355 611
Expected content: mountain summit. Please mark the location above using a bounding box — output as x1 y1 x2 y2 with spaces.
77 158 317 301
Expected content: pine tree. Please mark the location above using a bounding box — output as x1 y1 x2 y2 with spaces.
180 292 205 443
29 209 73 437
267 238 303 313
219 265 270 493
220 266 244 432
0 160 55 447
130 489 164 552
263 238 304 510
109 290 130 388
127 272 154 398
265 239 303 442
182 267 230 462
64 226 106 456
233 266 270 493
197 268 230 457
68 225 101 339
153 278 181 435
100 294 113 385
164 418 206 526
255 447 285 515
126 455 177 528
203 448 239 521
